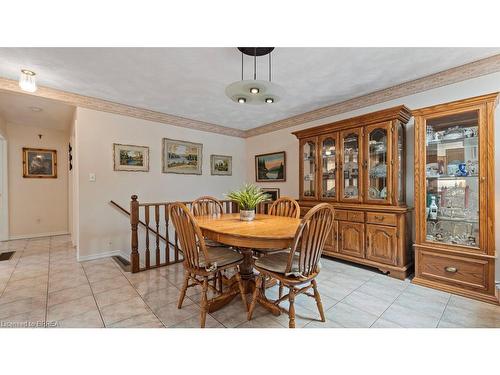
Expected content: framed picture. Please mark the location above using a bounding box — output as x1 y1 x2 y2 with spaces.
162 138 203 175
113 143 149 172
261 188 280 201
22 148 57 178
255 151 286 182
210 155 232 176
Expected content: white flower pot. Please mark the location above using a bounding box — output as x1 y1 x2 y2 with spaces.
240 210 255 222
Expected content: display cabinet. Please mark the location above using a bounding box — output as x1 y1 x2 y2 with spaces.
413 93 498 304
294 106 412 279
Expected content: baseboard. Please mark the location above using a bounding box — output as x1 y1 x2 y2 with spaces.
77 250 129 262
8 231 70 240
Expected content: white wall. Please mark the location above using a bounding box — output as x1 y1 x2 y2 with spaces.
6 122 69 238
246 71 500 281
74 108 247 260
0 115 8 241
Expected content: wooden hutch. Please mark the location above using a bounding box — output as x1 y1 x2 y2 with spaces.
412 93 499 304
293 106 412 279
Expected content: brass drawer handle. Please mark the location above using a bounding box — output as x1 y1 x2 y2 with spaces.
444 266 458 273
374 215 385 221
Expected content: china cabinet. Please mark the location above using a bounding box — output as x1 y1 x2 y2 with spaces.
294 106 412 279
413 93 499 304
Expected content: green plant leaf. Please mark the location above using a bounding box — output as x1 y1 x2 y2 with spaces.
226 183 271 210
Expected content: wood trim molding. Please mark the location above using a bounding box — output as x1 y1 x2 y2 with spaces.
0 77 246 138
244 54 500 138
1 54 500 139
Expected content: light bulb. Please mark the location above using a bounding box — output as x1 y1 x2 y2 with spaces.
265 97 274 104
19 69 37 93
238 97 246 104
250 87 259 94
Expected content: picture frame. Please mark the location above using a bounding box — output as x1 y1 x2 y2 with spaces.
255 151 286 182
162 138 203 175
22 148 57 178
113 143 150 172
210 154 232 176
261 188 280 201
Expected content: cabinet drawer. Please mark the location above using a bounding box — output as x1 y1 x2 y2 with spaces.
347 211 365 223
417 250 490 291
334 210 348 221
366 212 397 226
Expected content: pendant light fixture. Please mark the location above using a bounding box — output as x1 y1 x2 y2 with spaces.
19 69 38 93
225 47 284 105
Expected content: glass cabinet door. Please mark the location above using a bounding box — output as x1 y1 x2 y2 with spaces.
340 129 362 202
320 134 338 200
365 123 391 204
301 138 317 199
424 110 480 248
397 122 405 204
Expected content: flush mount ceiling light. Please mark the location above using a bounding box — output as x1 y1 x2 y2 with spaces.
225 47 284 105
19 69 37 93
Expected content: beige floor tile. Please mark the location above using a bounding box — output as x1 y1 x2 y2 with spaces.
0 283 47 305
342 290 394 317
9 269 48 282
100 296 151 326
171 314 223 328
440 304 500 328
379 303 440 328
0 297 46 319
84 267 123 283
0 308 46 328
210 297 259 328
154 300 200 327
236 314 285 328
393 290 449 319
47 295 98 322
371 318 404 328
48 283 93 307
55 309 104 328
355 280 405 302
49 275 89 293
90 275 130 294
304 318 344 328
94 285 140 308
323 301 379 328
133 276 173 296
141 284 182 310
109 312 164 328
271 304 322 328
2 275 48 292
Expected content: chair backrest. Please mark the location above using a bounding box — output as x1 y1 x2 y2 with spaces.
286 203 334 277
169 202 210 270
268 197 301 219
191 196 224 217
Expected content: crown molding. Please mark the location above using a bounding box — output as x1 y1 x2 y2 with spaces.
1 54 500 140
243 54 500 138
0 77 246 138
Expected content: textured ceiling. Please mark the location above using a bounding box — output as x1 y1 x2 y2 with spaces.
0 47 499 130
0 91 74 131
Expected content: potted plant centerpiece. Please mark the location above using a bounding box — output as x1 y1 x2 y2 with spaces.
226 184 270 222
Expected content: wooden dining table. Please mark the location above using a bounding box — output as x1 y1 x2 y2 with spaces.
195 213 301 314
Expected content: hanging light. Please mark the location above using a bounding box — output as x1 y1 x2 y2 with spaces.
225 47 284 105
19 69 37 92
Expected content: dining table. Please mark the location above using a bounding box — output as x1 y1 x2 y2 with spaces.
194 212 301 314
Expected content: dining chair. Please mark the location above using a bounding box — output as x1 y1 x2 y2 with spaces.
169 202 247 328
247 203 335 328
191 196 227 248
260 196 301 297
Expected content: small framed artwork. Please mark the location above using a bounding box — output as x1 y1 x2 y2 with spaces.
210 155 232 176
261 188 280 201
255 151 286 182
113 143 150 172
23 148 57 178
163 138 203 175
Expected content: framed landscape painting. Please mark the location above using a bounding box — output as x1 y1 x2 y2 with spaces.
163 138 203 175
255 151 286 182
23 148 57 178
113 143 149 172
261 187 280 201
210 154 232 176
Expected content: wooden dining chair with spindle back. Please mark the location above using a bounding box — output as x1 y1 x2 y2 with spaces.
258 197 301 297
247 203 335 328
169 202 247 328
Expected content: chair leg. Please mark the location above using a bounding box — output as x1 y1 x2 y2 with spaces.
288 287 296 328
278 282 283 299
247 275 262 320
218 271 223 293
311 279 326 322
200 277 209 328
234 269 247 311
177 271 190 309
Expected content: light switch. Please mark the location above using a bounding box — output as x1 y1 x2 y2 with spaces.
89 173 96 182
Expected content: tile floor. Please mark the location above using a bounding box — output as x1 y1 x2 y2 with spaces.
1 235 499 328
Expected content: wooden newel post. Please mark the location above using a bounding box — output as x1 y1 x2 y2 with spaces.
130 195 140 273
